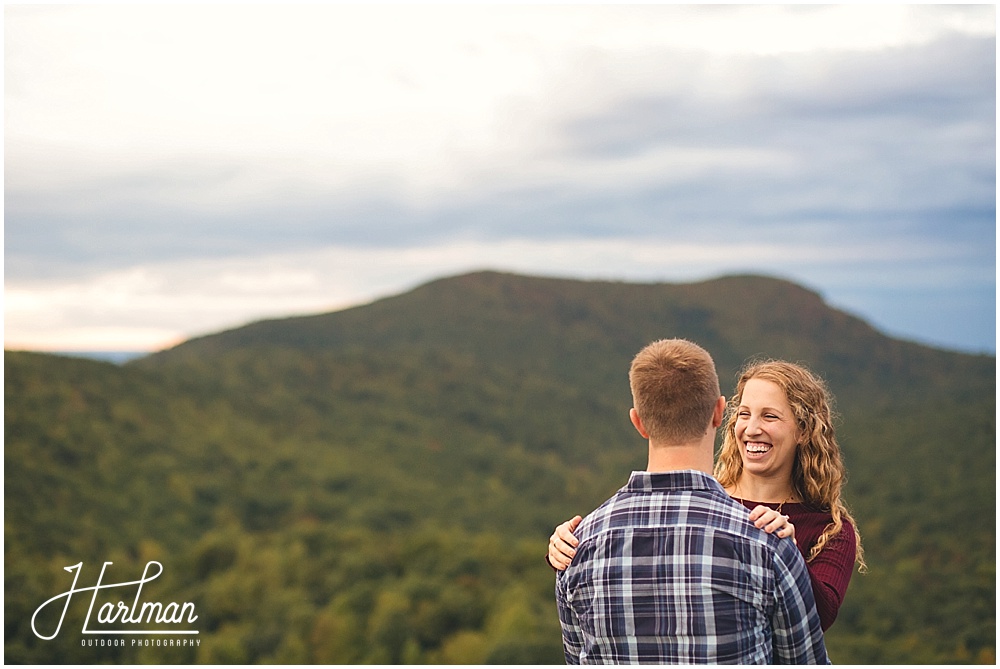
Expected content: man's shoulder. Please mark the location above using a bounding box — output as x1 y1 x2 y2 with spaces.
572 486 630 541
573 472 782 548
769 525 810 569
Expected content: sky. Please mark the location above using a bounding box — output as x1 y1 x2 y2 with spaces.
4 4 996 354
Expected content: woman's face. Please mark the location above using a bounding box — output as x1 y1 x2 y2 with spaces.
734 378 800 485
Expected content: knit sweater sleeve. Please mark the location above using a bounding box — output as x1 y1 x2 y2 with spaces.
804 520 856 631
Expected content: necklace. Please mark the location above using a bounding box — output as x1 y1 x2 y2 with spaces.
733 491 793 515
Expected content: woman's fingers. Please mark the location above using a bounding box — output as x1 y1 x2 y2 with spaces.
548 533 574 569
547 541 571 570
749 505 775 526
547 515 584 571
763 515 790 534
749 505 795 541
556 516 583 548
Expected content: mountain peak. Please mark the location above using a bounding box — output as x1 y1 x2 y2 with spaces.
137 270 991 411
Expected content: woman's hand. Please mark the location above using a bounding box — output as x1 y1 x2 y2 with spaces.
547 516 582 571
749 505 796 544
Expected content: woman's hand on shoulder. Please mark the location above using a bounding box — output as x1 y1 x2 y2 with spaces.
547 516 582 570
749 505 796 544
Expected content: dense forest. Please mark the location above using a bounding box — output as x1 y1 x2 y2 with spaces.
5 271 995 663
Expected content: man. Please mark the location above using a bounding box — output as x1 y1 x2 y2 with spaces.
555 339 828 664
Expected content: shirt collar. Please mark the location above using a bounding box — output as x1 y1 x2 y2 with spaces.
625 469 724 495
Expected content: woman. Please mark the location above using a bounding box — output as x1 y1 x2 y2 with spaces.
547 360 865 631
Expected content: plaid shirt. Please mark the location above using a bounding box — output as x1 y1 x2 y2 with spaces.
555 470 829 664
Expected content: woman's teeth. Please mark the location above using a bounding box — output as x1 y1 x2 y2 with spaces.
746 442 771 453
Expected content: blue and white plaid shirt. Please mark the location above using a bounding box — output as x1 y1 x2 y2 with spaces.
555 470 829 664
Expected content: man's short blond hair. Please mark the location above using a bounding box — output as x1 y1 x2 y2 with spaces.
629 338 721 443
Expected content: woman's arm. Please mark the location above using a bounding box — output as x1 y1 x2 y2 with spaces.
804 521 857 631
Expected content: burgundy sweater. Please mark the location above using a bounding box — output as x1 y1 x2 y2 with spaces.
736 499 856 631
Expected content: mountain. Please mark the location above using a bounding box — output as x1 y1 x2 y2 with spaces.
144 271 990 404
5 271 995 664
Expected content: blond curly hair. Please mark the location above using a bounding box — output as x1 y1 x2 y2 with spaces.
714 360 866 571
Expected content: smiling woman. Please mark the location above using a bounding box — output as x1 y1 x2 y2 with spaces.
715 360 865 631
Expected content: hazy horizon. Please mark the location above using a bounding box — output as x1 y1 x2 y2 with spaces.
11 269 993 359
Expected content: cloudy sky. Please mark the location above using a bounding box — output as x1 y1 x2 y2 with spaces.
5 4 996 354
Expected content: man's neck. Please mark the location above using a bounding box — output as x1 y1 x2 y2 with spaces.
645 439 714 475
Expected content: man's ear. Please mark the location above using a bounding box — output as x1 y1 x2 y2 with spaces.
711 395 726 428
630 408 650 439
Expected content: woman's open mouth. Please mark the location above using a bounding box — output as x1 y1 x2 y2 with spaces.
744 441 772 457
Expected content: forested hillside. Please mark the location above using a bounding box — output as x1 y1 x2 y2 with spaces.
5 271 995 663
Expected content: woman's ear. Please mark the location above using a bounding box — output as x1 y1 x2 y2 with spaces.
629 407 650 439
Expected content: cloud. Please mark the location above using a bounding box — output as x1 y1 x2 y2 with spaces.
3 4 995 353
